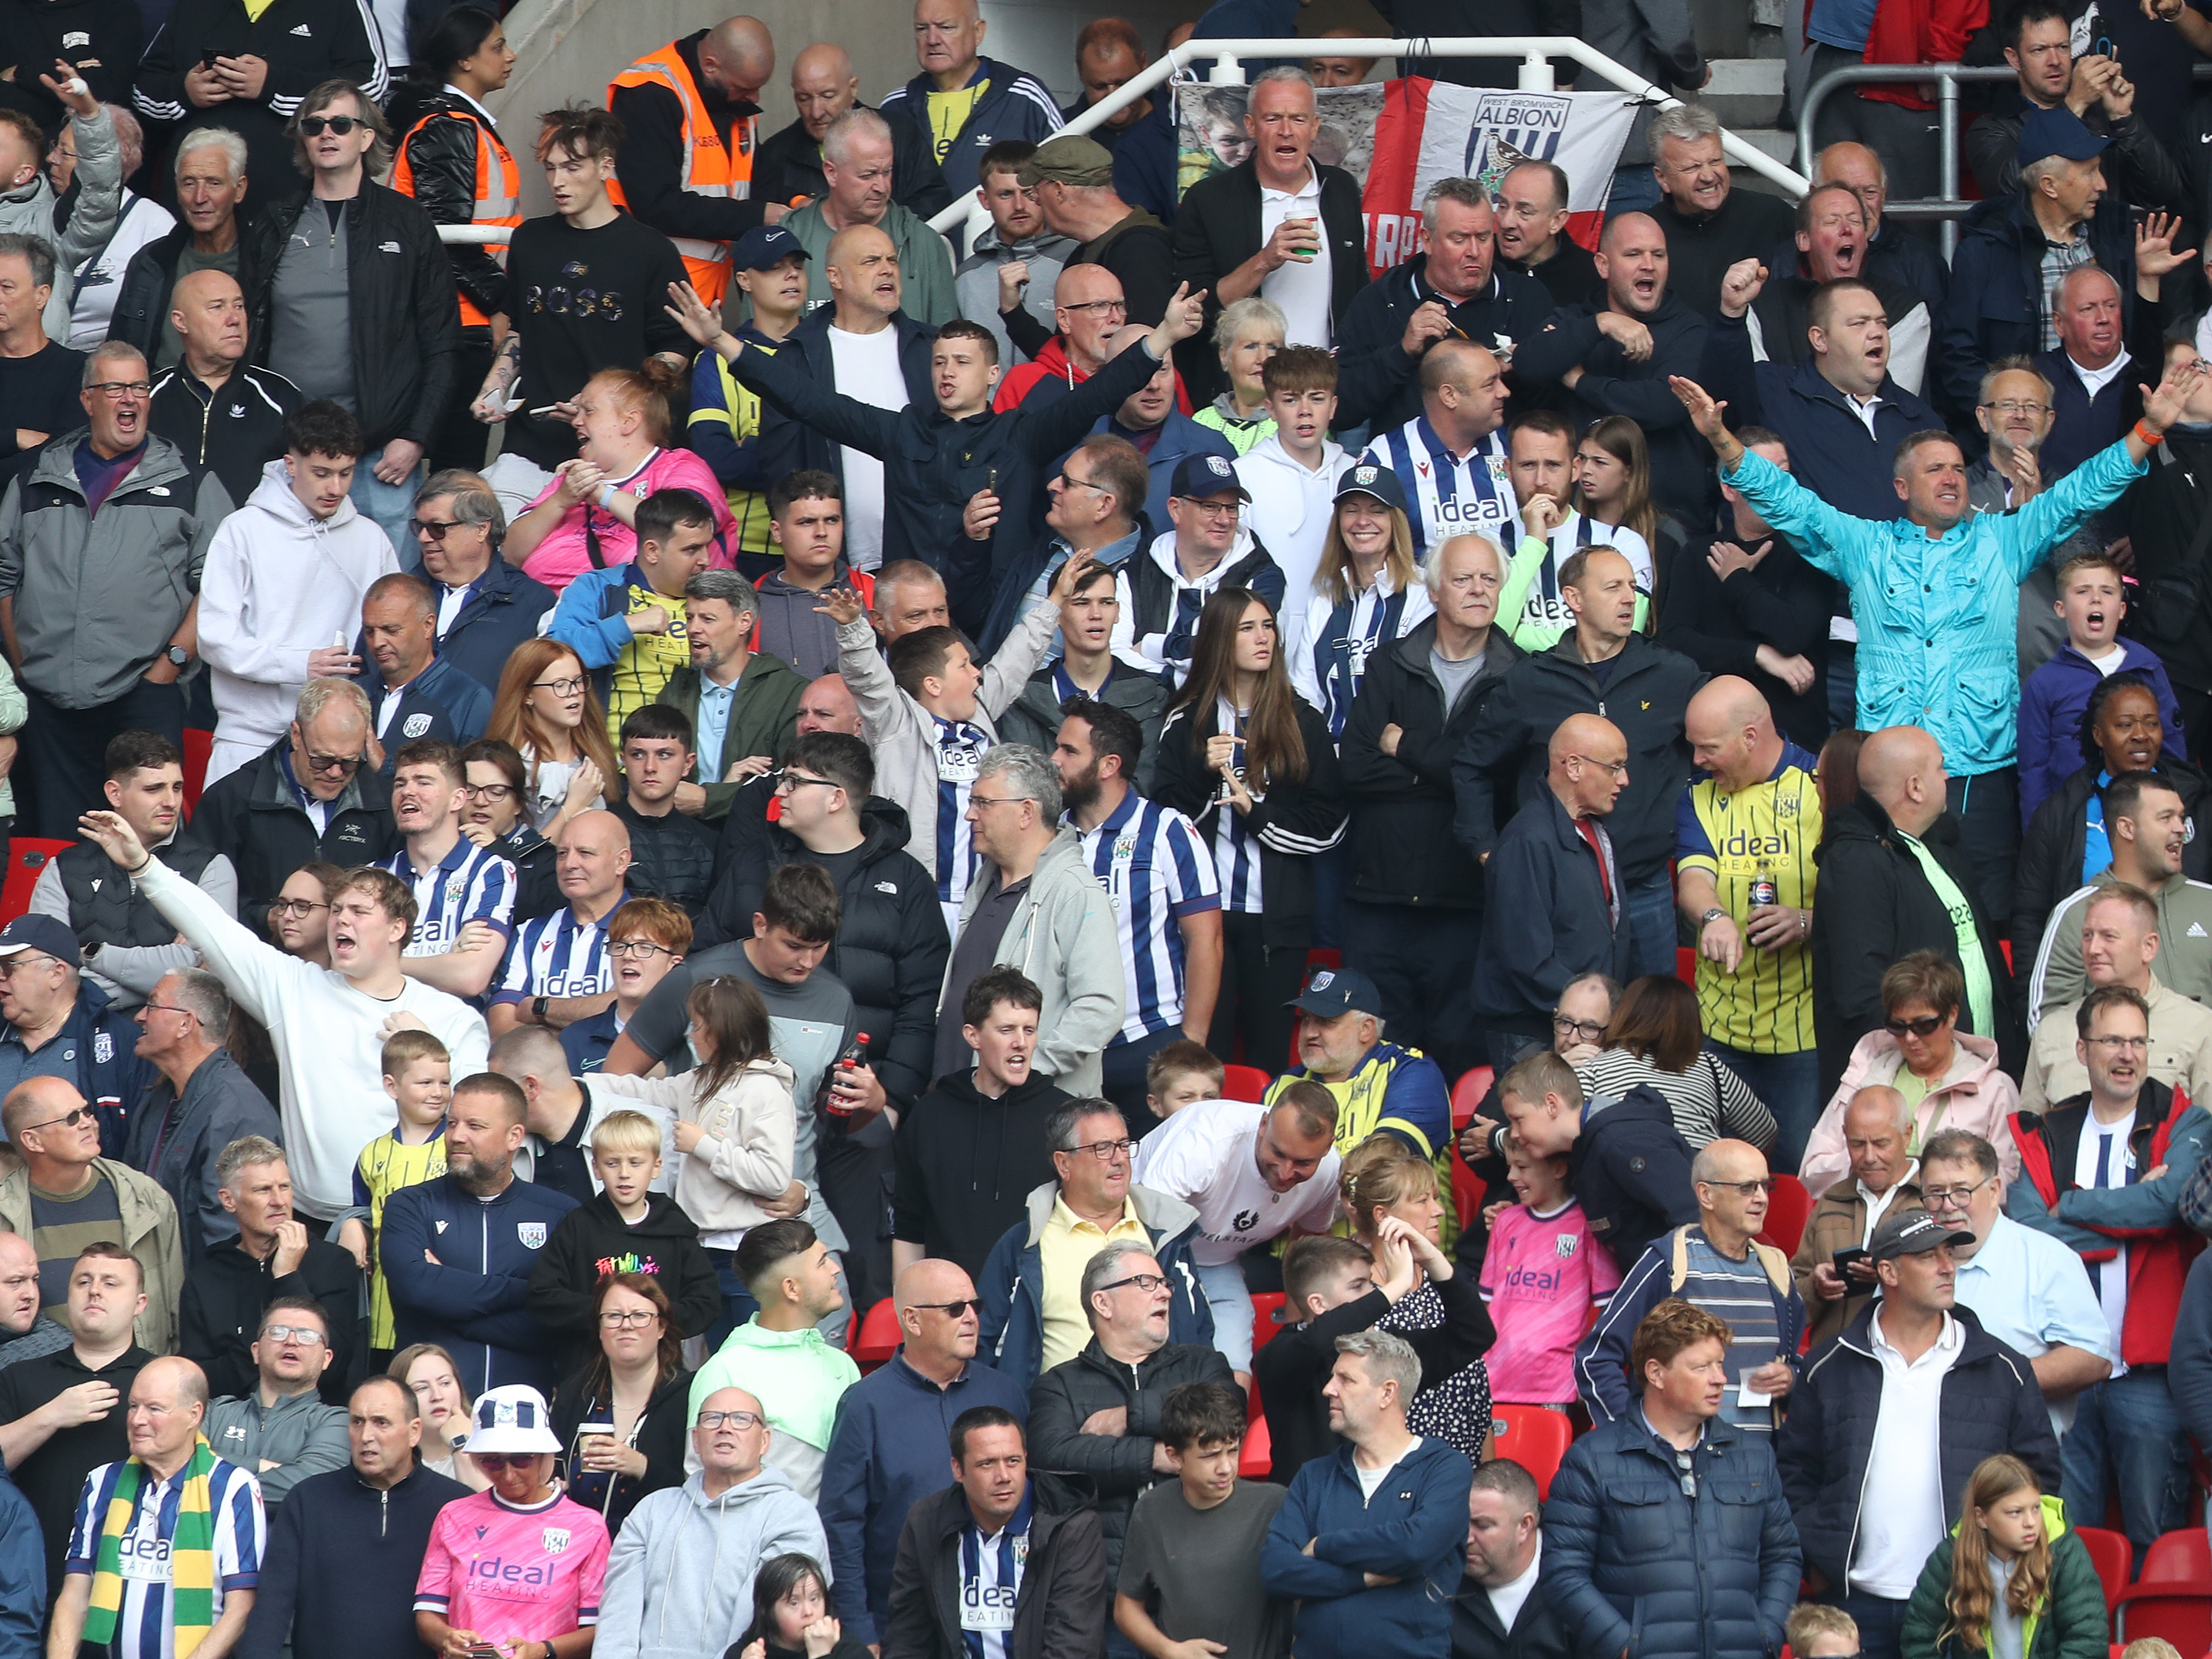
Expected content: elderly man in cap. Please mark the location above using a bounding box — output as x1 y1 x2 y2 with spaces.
0 914 150 1154
1021 133 1176 327
1263 967 1454 1169
1776 1206 2064 1659
1111 451 1284 685
1939 106 2142 413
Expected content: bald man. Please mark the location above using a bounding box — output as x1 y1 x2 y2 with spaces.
147 267 305 508
755 42 952 217
1809 725 2021 1097
1576 1137 1805 1436
818 1259 1029 1644
1473 711 1634 1069
1794 1086 1921 1346
607 16 785 308
1676 677 1825 1165
1512 209 1714 522
877 0 1065 208
488 809 633 1037
782 108 959 327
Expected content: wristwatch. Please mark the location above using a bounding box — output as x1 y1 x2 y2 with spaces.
164 645 190 668
530 995 550 1025
1700 907 1729 927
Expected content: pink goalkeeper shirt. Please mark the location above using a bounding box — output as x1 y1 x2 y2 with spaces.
414 1488 609 1645
518 447 736 591
1480 1199 1622 1404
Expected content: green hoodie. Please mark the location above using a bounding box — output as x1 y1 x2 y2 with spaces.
1899 1494 2107 1659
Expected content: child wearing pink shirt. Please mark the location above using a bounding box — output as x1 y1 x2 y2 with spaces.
1480 1134 1620 1405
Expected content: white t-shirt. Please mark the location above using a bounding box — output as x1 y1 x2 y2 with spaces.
1352 1440 1414 1502
2075 1109 2135 1376
1131 1098 1341 1265
1849 1308 1963 1598
828 325 910 573
372 0 409 65
1487 1535 1543 1633
1258 168 1334 348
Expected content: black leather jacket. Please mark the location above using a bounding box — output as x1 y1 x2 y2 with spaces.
392 93 510 326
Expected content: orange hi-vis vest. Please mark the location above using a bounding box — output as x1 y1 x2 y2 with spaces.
391 106 521 328
607 43 753 306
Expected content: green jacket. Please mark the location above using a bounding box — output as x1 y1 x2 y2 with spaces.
783 198 959 328
1900 1496 2107 1659
654 650 806 820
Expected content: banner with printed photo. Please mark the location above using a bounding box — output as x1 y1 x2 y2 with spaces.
1174 81 1386 197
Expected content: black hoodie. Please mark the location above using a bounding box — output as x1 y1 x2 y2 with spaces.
178 1233 362 1406
892 1071 1071 1280
525 1190 723 1373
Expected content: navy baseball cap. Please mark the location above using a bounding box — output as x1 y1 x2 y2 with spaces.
731 224 809 271
1287 966 1384 1019
1333 460 1408 514
1171 452 1249 502
2016 106 2109 166
1867 1207 1975 1262
0 914 79 969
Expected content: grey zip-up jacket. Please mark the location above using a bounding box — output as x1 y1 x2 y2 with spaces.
835 599 1058 884
0 101 121 339
954 223 1077 368
205 1387 349 1510
595 1466 828 1659
943 827 1125 1095
0 430 228 707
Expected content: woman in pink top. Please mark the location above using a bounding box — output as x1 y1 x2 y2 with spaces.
503 361 734 591
416 1383 611 1659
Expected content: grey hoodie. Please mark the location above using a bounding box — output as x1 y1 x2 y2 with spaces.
595 1465 829 1659
944 827 1125 1095
954 223 1078 368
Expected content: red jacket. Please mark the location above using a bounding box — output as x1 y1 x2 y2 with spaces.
1855 0 1987 110
991 334 1196 416
2010 1079 2204 1366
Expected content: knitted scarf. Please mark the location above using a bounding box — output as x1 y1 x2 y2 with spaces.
83 1435 219 1654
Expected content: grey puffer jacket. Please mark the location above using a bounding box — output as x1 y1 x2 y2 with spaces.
0 101 120 339
0 431 228 707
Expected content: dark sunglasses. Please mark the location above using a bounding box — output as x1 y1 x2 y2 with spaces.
408 518 461 541
1884 1014 1946 1038
299 114 363 136
470 1452 539 1472
912 1298 981 1318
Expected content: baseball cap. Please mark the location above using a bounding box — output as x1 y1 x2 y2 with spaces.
1332 460 1408 515
2016 106 2109 166
1171 452 1249 502
1867 1206 1975 1262
0 914 79 969
465 1385 563 1455
1286 966 1384 1019
731 224 809 272
1018 134 1115 190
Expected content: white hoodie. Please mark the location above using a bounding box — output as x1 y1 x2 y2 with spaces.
198 458 400 755
1236 430 1345 652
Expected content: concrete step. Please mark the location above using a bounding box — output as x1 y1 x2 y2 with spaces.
1704 56 1787 130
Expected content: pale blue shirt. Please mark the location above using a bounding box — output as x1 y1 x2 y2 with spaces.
694 669 738 775
1952 1211 2111 1433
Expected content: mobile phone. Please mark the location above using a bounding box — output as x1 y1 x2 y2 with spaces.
201 48 219 68
1832 1246 1869 1278
2095 34 2115 55
985 467 998 493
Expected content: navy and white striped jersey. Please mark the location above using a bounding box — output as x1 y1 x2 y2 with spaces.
1360 417 1513 560
1208 694 1265 914
490 892 630 1007
932 715 990 932
65 1454 265 1659
1074 790 1222 1042
1507 511 1655 638
379 838 518 957
1290 573 1436 740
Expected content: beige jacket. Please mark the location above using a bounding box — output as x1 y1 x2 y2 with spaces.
592 1056 798 1234
0 1155 183 1354
2020 977 2212 1112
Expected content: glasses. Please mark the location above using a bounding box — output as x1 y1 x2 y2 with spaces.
271 898 328 918
140 1001 197 1020
1884 1013 1947 1038
1980 399 2050 417
1061 1136 1138 1160
1569 753 1629 777
697 1409 763 1431
259 1324 327 1346
461 783 514 801
1553 1014 1608 1042
304 751 363 776
1100 1272 1169 1294
20 1105 93 1134
1061 297 1127 316
912 1298 982 1318
967 794 1031 810
1922 1174 1995 1209
1179 498 1243 518
534 676 585 696
299 114 363 135
1700 1178 1775 1197
470 1453 539 1472
409 518 462 541
774 772 841 793
86 379 152 400
599 1307 659 1327
607 940 676 961
2084 1034 2150 1052
1055 473 1111 495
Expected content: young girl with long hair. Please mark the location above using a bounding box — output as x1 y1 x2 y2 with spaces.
588 975 796 1342
1290 468 1432 741
1153 587 1344 1069
486 638 620 834
1901 1454 2105 1659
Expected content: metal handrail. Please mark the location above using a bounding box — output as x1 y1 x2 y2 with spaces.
925 34 1813 244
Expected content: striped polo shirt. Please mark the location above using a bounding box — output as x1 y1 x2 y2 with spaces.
65 1453 265 1659
490 892 630 1007
1074 789 1222 1043
379 837 518 958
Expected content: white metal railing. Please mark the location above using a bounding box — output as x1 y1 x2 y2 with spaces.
924 35 1812 245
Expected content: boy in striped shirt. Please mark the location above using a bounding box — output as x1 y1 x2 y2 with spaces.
381 738 516 1003
338 1030 451 1363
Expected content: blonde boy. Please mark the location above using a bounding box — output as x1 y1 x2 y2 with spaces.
343 1028 452 1357
1146 1039 1225 1123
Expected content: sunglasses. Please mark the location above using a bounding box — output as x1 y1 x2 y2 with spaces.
470 1452 540 1472
408 518 462 541
299 114 363 136
1884 1014 1947 1038
912 1298 982 1318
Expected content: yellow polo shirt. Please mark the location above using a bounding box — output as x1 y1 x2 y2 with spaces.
1037 1193 1148 1371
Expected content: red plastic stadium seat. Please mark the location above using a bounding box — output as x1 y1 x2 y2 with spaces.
2114 1587 2212 1651
1755 1174 1814 1257
2072 1525 2128 1618
1221 1065 1271 1103
2140 1528 2211 1584
1676 945 1696 984
0 840 68 927
852 1298 900 1372
1250 1291 1287 1360
1239 1411 1272 1480
1452 1067 1494 1132
183 728 211 814
1487 1405 1573 1501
